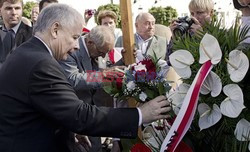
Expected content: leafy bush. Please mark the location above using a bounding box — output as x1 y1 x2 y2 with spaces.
23 1 37 19
149 6 177 26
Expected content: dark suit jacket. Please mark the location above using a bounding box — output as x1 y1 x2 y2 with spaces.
0 30 9 65
0 21 32 64
15 21 33 47
0 37 139 152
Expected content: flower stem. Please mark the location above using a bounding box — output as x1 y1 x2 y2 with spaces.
175 58 190 66
201 43 212 59
225 58 238 70
200 109 211 118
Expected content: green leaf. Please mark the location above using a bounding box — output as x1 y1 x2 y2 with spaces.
144 88 156 99
158 83 165 95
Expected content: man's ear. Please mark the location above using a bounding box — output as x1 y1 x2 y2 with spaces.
51 22 60 39
210 9 214 17
135 22 138 28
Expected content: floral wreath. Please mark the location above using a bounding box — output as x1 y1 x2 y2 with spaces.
167 20 250 151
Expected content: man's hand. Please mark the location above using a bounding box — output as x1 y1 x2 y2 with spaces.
75 134 92 151
169 18 179 33
84 9 94 24
138 95 171 124
121 48 137 63
102 66 125 78
190 17 203 34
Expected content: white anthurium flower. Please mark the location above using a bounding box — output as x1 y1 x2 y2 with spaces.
167 83 190 115
226 50 249 82
234 119 250 142
200 71 222 97
139 92 147 102
126 81 136 91
199 33 222 65
134 62 147 72
198 103 222 131
220 84 245 118
172 66 192 79
142 126 160 148
169 50 194 79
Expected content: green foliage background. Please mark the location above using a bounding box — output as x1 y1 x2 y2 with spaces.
149 6 177 26
23 1 37 20
95 4 178 28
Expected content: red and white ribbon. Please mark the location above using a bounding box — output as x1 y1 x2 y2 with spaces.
160 61 213 152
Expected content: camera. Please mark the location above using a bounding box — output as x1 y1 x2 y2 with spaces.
173 16 194 36
86 9 96 16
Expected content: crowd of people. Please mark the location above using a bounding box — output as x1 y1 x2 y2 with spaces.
0 0 249 151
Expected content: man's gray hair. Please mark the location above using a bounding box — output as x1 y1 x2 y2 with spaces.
87 25 114 48
33 3 84 34
135 12 155 23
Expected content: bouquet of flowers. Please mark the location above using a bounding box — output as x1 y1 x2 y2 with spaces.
103 53 179 151
103 53 171 103
168 20 250 152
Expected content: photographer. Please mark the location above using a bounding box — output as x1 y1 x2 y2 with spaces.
170 0 214 36
166 0 214 62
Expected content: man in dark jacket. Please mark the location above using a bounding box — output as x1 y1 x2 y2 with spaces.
0 4 171 152
0 0 32 66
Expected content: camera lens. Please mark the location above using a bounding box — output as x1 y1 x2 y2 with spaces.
173 22 190 36
173 16 194 37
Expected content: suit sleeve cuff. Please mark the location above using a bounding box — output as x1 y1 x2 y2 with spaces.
136 107 142 126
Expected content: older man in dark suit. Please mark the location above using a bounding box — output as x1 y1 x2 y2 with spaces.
0 0 32 66
59 25 124 152
0 4 171 152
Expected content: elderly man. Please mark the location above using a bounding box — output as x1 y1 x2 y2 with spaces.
0 4 171 152
60 26 119 106
0 0 32 66
115 12 167 61
60 25 124 152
